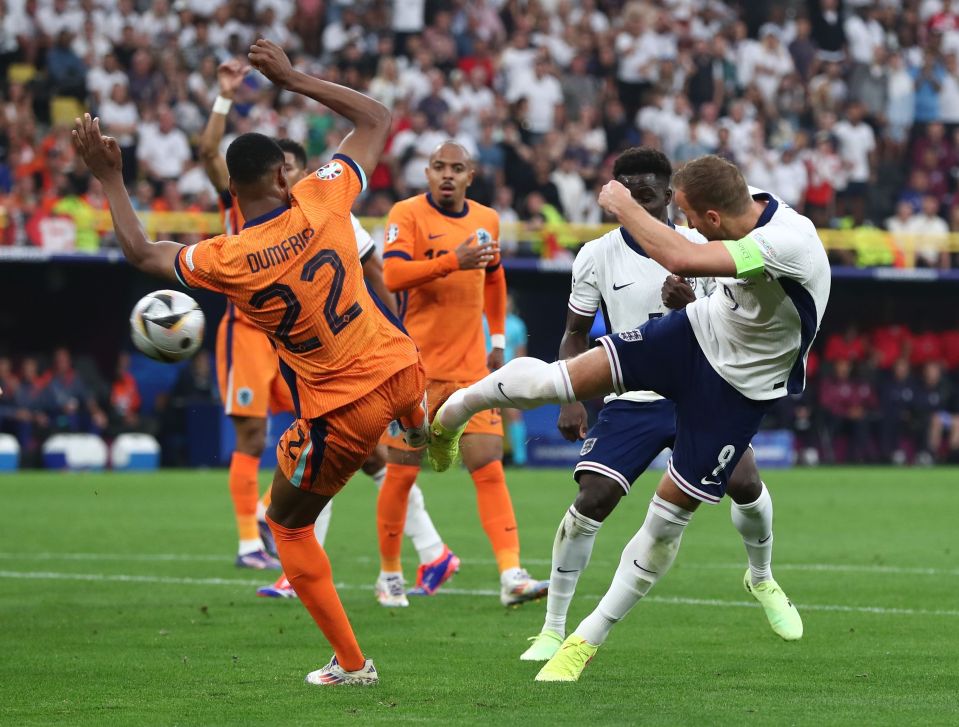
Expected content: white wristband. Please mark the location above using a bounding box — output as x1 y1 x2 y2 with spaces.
490 334 506 350
212 95 233 115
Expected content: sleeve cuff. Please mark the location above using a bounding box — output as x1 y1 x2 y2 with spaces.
568 299 597 317
332 153 367 192
173 247 193 289
490 333 506 349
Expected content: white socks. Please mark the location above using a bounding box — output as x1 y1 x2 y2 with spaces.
440 357 575 429
543 506 603 635
731 482 774 585
575 495 693 646
370 466 445 565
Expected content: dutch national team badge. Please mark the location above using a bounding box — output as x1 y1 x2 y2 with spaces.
618 329 643 342
386 223 399 244
237 387 254 407
315 161 343 181
476 227 492 245
580 438 597 456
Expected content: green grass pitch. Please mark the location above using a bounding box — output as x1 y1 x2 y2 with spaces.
1 467 957 726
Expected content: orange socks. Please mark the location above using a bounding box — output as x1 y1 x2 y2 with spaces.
471 460 520 572
266 515 364 671
376 463 420 572
228 451 260 543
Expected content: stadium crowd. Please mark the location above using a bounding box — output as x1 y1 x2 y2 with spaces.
2 0 959 466
0 0 958 264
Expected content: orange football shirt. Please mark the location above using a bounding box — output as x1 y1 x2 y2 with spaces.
382 193 503 382
175 153 419 419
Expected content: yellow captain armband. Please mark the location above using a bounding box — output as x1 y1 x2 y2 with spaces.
722 236 765 278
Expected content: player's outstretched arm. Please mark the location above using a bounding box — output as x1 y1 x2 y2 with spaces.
599 180 737 278
198 59 249 193
72 114 182 281
248 39 389 179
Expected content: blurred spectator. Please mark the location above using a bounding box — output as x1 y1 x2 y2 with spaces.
109 351 141 434
818 359 877 464
905 195 950 268
43 347 107 433
915 361 958 463
878 357 919 464
136 107 191 186
832 101 876 225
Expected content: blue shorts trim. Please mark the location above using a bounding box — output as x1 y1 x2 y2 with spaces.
599 310 774 504
573 399 676 494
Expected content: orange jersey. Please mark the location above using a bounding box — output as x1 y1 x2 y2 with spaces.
176 153 419 419
382 193 506 382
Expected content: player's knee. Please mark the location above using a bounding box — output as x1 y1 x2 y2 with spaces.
726 465 762 504
233 416 267 458
574 474 625 522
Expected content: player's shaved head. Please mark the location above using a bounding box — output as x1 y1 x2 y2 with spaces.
226 133 285 186
613 146 674 223
429 140 472 165
425 140 474 212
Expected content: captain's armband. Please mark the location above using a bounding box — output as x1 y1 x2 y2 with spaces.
722 236 765 279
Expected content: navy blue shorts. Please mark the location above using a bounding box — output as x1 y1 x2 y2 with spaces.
575 398 676 494
597 310 773 504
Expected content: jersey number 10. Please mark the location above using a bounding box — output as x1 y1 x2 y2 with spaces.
249 249 362 354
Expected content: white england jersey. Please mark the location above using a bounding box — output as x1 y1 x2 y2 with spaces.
351 213 375 261
569 223 711 404
686 188 831 401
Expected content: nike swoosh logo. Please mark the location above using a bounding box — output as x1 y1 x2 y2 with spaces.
633 560 657 575
701 477 721 487
612 282 634 290
497 382 517 405
387 532 399 537
505 526 517 532
556 567 579 574
758 534 772 544
428 233 445 240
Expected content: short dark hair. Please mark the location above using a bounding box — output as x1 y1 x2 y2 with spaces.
275 138 307 170
225 133 285 185
613 147 672 185
672 155 751 216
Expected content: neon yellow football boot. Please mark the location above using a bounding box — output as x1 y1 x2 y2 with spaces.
520 630 564 661
743 569 804 641
426 399 468 472
534 635 599 682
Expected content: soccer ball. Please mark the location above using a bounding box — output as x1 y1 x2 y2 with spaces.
130 290 205 362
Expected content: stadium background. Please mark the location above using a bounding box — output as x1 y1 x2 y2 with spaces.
1 0 959 469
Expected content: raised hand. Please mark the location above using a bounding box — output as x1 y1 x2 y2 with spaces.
217 58 250 97
454 234 498 270
248 38 295 88
72 114 122 180
598 179 638 220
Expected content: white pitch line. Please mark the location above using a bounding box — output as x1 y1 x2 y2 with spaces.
1 570 957 619
0 552 955 578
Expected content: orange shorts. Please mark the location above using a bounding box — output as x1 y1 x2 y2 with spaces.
277 363 426 496
382 378 502 452
216 306 294 418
